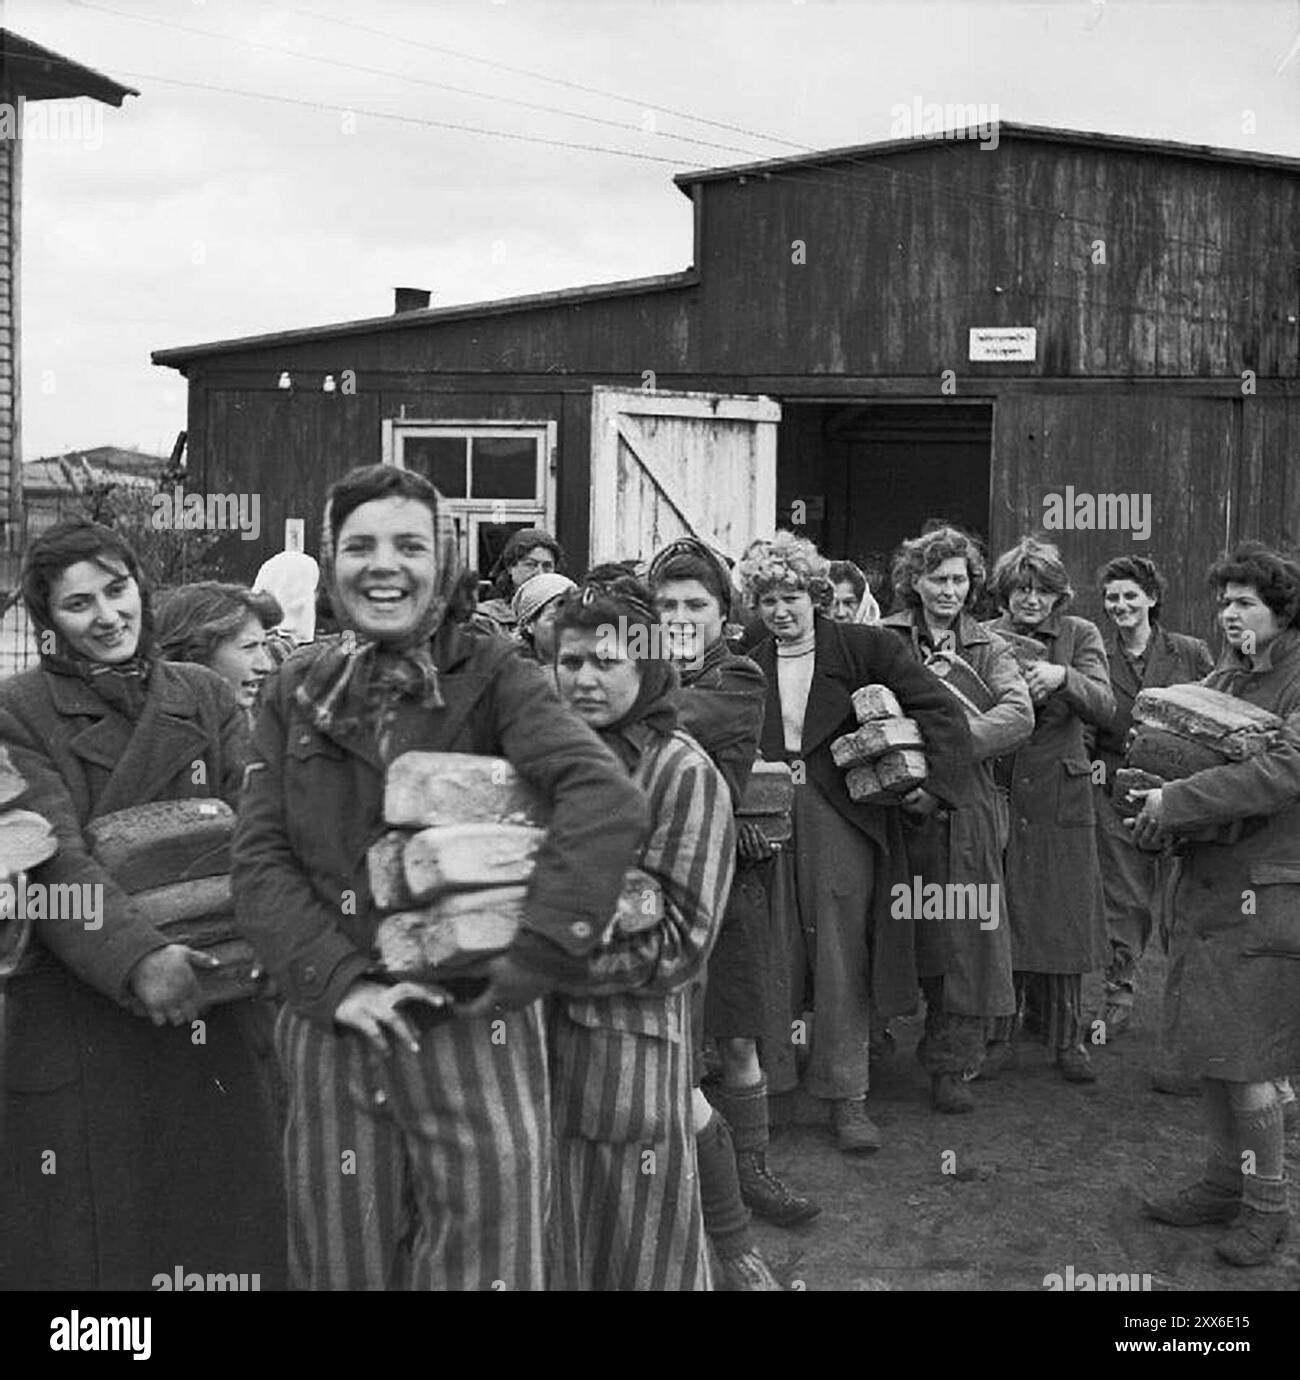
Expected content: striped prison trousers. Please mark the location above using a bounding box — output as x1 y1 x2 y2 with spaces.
548 990 711 1291
275 1002 550 1290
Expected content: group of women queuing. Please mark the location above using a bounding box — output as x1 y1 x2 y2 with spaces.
0 467 1297 1291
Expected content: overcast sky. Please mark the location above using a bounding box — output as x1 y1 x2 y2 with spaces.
10 0 1300 460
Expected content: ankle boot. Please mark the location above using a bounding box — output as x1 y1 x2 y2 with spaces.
714 1075 822 1226
932 1073 975 1114
1215 1174 1290 1267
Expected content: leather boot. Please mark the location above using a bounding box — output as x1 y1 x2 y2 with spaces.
932 1073 974 1114
713 1076 822 1226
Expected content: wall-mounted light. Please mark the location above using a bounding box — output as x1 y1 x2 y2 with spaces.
322 374 337 393
278 371 292 390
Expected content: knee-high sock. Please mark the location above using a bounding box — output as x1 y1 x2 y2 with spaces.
1227 1081 1288 1213
696 1111 752 1254
711 1076 769 1157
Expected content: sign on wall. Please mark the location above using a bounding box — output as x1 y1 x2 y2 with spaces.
969 326 1037 362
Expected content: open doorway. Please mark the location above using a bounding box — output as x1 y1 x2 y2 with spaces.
777 402 993 612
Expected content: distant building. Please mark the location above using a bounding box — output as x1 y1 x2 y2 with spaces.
0 30 135 565
22 446 166 536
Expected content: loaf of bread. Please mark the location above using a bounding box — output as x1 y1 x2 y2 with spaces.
852 685 903 723
1126 725 1231 781
0 809 58 876
85 799 233 893
368 831 414 910
845 749 928 803
738 761 794 815
1132 685 1282 761
129 876 233 929
831 718 923 767
0 746 26 810
403 823 546 903
995 630 1049 669
925 651 999 715
741 813 793 845
376 867 664 976
385 753 549 829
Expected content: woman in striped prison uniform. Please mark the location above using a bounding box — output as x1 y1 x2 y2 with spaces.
545 575 737 1291
232 466 646 1290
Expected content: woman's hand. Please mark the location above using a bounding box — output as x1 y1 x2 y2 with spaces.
334 979 451 1056
129 944 220 1027
737 819 776 863
1126 788 1170 851
1023 661 1066 704
900 786 940 817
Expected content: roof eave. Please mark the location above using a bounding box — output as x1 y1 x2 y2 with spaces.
152 268 699 371
0 29 138 105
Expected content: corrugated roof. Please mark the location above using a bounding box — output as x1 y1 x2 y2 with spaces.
671 121 1300 190
0 29 138 105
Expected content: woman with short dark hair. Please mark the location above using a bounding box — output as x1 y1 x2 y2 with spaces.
984 537 1115 1082
231 466 645 1290
1092 554 1212 1038
548 573 737 1289
475 529 565 635
0 518 284 1290
1136 542 1300 1266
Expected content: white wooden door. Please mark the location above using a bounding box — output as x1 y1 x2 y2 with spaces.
588 386 780 566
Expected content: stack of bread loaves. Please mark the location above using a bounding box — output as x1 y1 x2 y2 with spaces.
84 798 265 1007
1113 683 1283 817
371 751 661 979
830 685 929 804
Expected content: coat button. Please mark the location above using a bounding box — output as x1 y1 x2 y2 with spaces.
374 1089 388 1107
570 920 592 939
302 963 318 984
298 732 312 746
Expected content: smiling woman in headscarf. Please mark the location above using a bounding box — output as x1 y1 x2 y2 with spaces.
231 465 645 1291
0 517 284 1291
546 573 737 1290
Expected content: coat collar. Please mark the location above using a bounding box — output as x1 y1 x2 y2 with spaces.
47 660 213 817
881 607 992 648
754 615 858 756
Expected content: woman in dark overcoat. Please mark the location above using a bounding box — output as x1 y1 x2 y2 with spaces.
984 538 1115 1082
0 518 285 1291
1135 543 1300 1268
881 526 1034 1113
1092 555 1213 1035
740 533 973 1153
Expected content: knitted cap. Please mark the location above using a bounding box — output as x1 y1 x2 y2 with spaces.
513 571 577 626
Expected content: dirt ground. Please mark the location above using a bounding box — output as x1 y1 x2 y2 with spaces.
752 947 1300 1292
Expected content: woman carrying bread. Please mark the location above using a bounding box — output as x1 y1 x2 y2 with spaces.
739 533 973 1152
232 466 646 1290
1135 543 1300 1267
0 518 283 1290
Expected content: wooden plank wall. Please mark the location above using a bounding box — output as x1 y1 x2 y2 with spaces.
0 124 17 536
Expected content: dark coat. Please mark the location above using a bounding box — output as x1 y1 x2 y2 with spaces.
231 623 649 1026
749 615 973 1014
672 641 766 810
0 659 284 1291
1096 622 1214 777
881 610 1033 1015
984 611 1115 973
1161 628 1300 1079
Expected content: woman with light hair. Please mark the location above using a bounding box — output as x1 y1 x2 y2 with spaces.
984 537 1115 1082
739 532 972 1152
881 525 1033 1112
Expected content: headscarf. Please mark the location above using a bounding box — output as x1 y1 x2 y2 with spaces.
253 551 320 644
563 578 679 769
294 489 464 744
23 537 155 722
512 572 577 628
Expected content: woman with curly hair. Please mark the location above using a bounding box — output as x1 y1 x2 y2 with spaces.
984 537 1115 1082
1092 555 1212 1039
881 526 1034 1112
739 532 972 1151
1136 543 1300 1267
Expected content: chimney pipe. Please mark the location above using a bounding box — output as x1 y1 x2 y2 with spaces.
394 287 432 314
